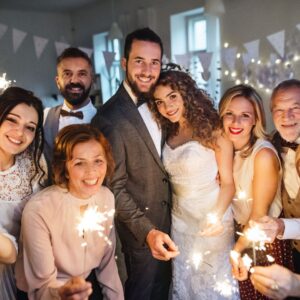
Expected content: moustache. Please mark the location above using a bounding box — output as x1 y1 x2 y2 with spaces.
66 83 85 91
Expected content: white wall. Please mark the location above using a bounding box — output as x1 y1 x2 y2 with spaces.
0 9 72 103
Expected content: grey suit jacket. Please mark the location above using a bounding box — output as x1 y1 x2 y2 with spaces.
92 84 171 251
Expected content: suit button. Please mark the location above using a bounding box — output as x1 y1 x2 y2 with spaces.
161 201 167 206
162 178 168 183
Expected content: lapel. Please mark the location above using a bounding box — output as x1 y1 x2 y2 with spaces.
117 85 166 173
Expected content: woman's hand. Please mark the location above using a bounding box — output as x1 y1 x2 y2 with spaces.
58 277 92 300
198 212 224 236
230 250 248 281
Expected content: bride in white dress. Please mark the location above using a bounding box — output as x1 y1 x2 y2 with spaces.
150 65 240 300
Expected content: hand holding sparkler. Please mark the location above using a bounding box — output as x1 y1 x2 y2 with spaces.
146 229 180 261
199 212 224 236
249 217 285 243
230 250 248 281
57 276 92 300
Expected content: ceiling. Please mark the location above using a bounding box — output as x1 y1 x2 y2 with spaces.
0 0 102 13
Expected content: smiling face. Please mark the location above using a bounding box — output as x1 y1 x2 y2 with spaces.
222 96 256 150
154 84 186 124
0 103 38 162
122 40 161 98
56 57 93 109
66 140 107 199
272 87 300 142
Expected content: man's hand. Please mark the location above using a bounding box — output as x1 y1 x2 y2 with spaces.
251 264 300 299
250 216 285 243
146 229 180 261
58 277 92 300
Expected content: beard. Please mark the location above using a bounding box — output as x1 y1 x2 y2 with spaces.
125 69 156 102
59 82 92 107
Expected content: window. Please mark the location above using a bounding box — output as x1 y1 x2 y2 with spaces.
170 8 220 102
93 32 122 103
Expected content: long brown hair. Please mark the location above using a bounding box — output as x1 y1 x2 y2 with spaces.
150 69 220 148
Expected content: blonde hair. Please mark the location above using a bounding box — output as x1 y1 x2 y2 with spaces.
219 84 267 157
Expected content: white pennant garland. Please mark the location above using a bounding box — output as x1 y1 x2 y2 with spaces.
174 54 190 69
244 39 260 61
55 41 70 56
0 23 8 40
12 28 27 53
79 47 93 58
267 30 285 58
102 51 116 75
33 36 49 59
222 47 237 71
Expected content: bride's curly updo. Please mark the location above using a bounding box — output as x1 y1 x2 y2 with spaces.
150 65 220 147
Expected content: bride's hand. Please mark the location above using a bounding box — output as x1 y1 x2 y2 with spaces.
230 250 249 281
198 213 224 236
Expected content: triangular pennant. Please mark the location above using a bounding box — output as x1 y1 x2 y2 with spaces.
12 28 27 53
242 52 252 67
296 23 300 31
269 53 278 65
221 47 237 71
174 54 190 69
33 36 49 59
201 70 211 81
79 47 93 58
55 41 70 56
243 39 260 61
0 23 8 40
267 30 285 58
102 51 115 74
197 52 213 71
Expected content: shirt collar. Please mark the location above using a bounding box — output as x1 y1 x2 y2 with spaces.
123 81 138 104
62 99 94 112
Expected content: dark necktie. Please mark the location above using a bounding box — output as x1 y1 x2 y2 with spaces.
60 109 84 120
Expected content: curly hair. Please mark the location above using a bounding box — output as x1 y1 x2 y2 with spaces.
52 124 115 188
149 70 220 147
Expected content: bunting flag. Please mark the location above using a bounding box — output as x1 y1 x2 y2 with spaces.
0 23 8 40
221 47 237 71
102 51 115 75
12 28 27 53
242 52 252 67
244 39 260 61
79 47 93 58
269 53 278 65
197 52 213 81
296 23 300 31
267 30 285 58
55 41 70 56
174 54 190 69
33 36 49 59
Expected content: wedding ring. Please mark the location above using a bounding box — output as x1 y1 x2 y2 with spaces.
271 281 279 291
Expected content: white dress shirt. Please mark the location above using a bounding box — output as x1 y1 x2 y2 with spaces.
44 99 97 131
123 81 162 157
282 218 300 240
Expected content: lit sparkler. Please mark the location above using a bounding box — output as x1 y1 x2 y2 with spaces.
77 205 115 272
0 73 12 90
186 250 212 270
214 277 239 298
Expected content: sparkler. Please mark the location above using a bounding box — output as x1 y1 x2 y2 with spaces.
186 250 212 270
214 277 239 298
77 205 115 273
0 73 12 90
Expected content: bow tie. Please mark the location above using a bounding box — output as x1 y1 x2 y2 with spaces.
60 109 84 120
280 136 298 151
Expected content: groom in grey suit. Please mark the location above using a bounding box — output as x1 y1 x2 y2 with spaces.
92 28 178 300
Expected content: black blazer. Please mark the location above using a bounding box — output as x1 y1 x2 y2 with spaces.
92 84 171 251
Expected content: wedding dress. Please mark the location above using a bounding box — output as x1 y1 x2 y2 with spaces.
163 141 239 300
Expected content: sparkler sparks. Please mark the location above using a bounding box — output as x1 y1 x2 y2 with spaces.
0 73 12 90
77 205 115 240
214 278 239 298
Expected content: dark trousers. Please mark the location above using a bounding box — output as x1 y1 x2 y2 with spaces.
16 270 102 300
293 248 300 274
124 248 171 300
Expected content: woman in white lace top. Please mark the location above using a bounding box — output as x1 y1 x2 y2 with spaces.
0 87 46 300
